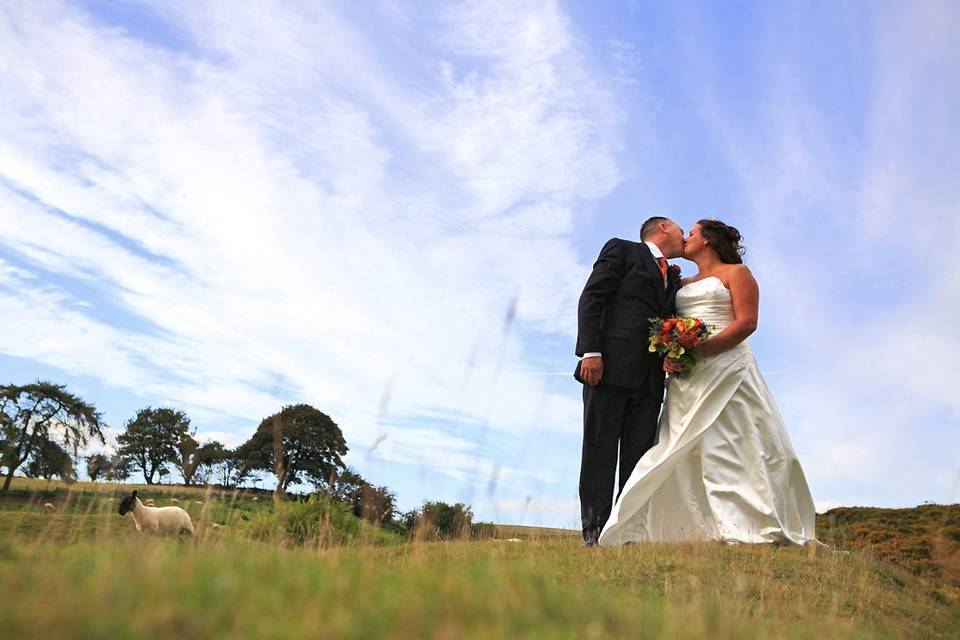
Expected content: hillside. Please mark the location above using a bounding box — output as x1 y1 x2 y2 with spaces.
0 480 958 638
817 504 960 587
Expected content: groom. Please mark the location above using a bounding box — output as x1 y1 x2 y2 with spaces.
575 216 685 546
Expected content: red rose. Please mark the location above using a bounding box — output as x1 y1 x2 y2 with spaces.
678 334 700 348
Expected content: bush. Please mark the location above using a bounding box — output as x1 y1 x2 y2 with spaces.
242 495 361 548
817 504 960 585
284 495 360 547
405 501 475 540
470 522 497 539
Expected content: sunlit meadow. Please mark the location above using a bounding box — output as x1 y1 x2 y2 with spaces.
1 478 957 639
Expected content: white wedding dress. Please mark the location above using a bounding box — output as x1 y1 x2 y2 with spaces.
599 276 816 546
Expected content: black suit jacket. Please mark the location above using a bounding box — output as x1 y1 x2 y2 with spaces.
575 238 681 391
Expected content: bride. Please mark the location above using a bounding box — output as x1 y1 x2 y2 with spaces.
598 219 816 546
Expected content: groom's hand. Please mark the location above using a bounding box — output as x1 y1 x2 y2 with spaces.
580 356 603 386
663 357 687 374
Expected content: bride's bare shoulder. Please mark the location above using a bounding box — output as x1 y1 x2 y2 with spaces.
726 263 754 279
722 264 758 291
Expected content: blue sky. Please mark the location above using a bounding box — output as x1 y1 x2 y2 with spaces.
1 1 958 527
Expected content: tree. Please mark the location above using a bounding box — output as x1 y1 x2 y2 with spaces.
24 439 76 482
172 432 202 486
328 467 366 507
0 381 104 492
115 407 187 485
196 440 223 486
236 404 347 499
222 445 255 488
105 453 133 482
359 484 396 525
400 509 420 533
195 441 245 486
86 453 111 482
411 501 474 539
328 467 396 524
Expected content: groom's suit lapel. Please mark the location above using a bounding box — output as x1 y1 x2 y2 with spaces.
637 242 668 307
664 268 681 312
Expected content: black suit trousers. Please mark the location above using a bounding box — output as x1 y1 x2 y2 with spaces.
579 381 661 536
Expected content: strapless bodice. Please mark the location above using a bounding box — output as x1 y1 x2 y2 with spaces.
676 276 734 331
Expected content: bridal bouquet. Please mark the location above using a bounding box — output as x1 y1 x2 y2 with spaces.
648 316 714 377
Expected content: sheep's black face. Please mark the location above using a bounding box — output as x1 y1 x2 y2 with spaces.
118 494 136 516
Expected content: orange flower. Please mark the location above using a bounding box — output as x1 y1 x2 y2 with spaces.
678 333 700 348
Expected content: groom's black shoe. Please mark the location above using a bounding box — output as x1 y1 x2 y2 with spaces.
582 529 599 548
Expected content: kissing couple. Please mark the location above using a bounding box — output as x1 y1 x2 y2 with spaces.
575 217 816 547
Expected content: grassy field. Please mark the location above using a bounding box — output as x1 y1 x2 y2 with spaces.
1 478 958 639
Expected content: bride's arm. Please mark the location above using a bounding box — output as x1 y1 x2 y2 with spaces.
696 266 759 357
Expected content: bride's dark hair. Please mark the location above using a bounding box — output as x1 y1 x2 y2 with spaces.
697 219 745 264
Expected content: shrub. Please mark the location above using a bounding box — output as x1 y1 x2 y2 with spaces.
470 522 497 539
405 501 474 539
243 495 361 548
284 495 359 547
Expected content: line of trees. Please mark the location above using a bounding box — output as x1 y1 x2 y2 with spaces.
114 406 223 486
103 403 352 497
0 382 355 495
2 380 487 538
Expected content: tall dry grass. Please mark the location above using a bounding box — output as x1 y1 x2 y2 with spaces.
1 478 958 639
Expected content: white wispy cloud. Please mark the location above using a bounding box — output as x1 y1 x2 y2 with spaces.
0 0 624 499
675 2 960 507
5 0 954 525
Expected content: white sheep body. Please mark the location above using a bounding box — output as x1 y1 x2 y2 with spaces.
128 497 194 536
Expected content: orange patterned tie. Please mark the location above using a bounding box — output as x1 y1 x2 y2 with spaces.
657 257 668 288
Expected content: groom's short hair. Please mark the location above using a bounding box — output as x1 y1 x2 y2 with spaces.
640 216 671 240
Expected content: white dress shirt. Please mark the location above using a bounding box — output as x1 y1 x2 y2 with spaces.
582 240 664 360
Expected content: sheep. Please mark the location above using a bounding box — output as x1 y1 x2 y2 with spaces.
169 498 179 504
118 490 194 536
43 502 55 511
